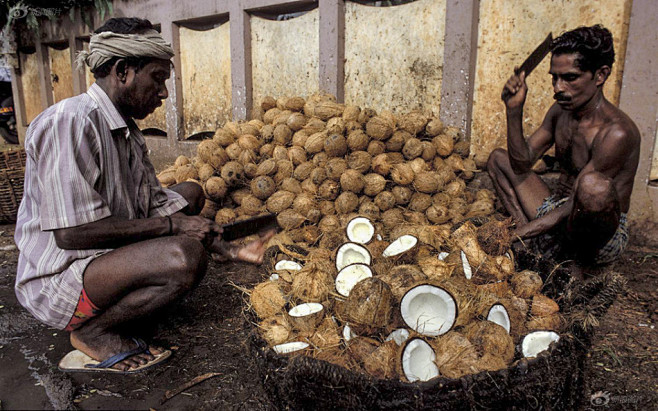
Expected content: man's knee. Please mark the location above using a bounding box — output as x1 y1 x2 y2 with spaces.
166 237 208 292
486 148 508 176
575 171 618 213
170 181 205 215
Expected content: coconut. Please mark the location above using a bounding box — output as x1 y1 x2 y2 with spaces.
521 331 560 358
325 158 348 181
462 157 477 180
409 192 433 212
451 221 508 282
308 167 326 185
465 199 495 219
239 123 260 137
223 121 240 137
335 242 372 271
272 110 292 126
344 277 393 329
510 270 543 299
389 163 415 186
201 176 226 202
291 192 317 217
345 217 375 244
314 101 345 120
381 209 405 230
319 200 335 216
256 158 277 176
379 265 427 301
335 263 373 297
266 190 295 213
362 340 399 380
400 284 457 336
413 172 440 194
363 173 387 197
213 129 236 147
287 146 307 166
156 168 177 187
431 331 480 379
371 154 393 176
486 303 512 334
290 130 309 147
356 107 376 124
343 130 368 153
259 143 275 158
402 138 424 160
384 130 407 152
530 294 560 317
282 112 306 132
366 140 386 157
341 104 361 122
335 169 364 194
199 199 220 219
287 303 325 334
241 194 264 216
316 179 339 201
291 262 335 303
325 117 345 135
272 341 310 355
526 313 565 332
259 314 291 346
174 164 198 184
432 134 454 157
346 151 372 173
463 321 514 363
219 161 244 187
400 338 440 382
249 175 276 200
323 133 348 157
214 208 237 225
345 336 379 365
197 140 220 164
398 111 427 136
425 118 444 136
300 178 318 195
476 218 513 256
424 204 449 224
356 202 379 222
444 178 466 198
435 167 456 188
477 353 508 372
318 215 341 234
238 149 258 167
277 209 306 230
281 177 303 194
303 118 326 134
374 191 396 211
390 186 412 205
236 134 260 152
293 161 315 181
310 317 342 350
261 96 277 111
420 141 437 162
304 131 327 154
251 281 286 319
385 329 411 346
225 142 242 161
366 116 394 140
312 152 329 167
244 163 259 179
334 192 359 214
284 96 305 112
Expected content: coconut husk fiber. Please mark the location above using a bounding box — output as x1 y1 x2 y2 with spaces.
249 247 624 410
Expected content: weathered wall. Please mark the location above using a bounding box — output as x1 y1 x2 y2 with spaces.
652 124 658 181
251 10 319 107
470 0 632 166
19 52 41 124
344 0 446 115
49 46 74 103
179 23 232 138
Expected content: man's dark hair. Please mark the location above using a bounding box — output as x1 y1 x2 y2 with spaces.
91 17 157 79
551 25 615 74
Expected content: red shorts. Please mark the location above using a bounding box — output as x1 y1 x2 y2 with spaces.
64 288 101 332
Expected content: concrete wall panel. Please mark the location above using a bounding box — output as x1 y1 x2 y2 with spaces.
344 0 446 115
49 46 74 103
178 24 232 137
470 0 632 166
251 10 319 106
19 52 42 124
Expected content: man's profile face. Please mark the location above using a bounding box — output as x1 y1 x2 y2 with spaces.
549 53 600 111
119 59 171 120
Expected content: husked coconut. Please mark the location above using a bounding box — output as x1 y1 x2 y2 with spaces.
511 270 543 298
526 313 564 332
335 192 359 214
220 161 244 187
213 129 235 146
288 146 307 166
343 104 361 121
214 208 236 225
398 111 427 135
346 217 375 244
300 179 318 195
386 130 410 152
465 199 495 219
374 191 396 211
175 164 198 184
347 150 372 173
340 169 365 193
197 140 220 164
310 167 327 185
239 122 260 136
292 192 318 217
392 185 413 205
335 263 373 297
366 115 394 140
266 190 295 213
409 192 433 212
367 140 386 156
335 242 372 271
325 158 348 181
304 131 327 154
259 315 291 346
363 173 386 196
381 209 405 231
313 152 329 167
261 96 277 111
314 101 344 120
319 200 335 216
402 138 424 160
379 264 428 301
251 281 286 319
358 201 381 221
157 168 176 187
425 118 444 136
414 172 441 194
371 154 393 176
291 261 335 303
521 331 560 358
241 194 264 215
421 141 437 162
277 209 306 230
433 134 454 157
431 331 480 379
280 177 302 194
463 321 514 363
318 215 341 233
318 180 341 201
324 133 348 157
530 294 560 317
344 277 393 329
346 130 370 152
400 284 457 336
426 204 450 224
390 163 415 186
478 352 508 372
363 340 399 380
326 117 346 135
204 177 228 202
303 117 327 134
293 161 315 181
284 96 306 112
310 317 342 349
250 176 276 200
400 338 440 382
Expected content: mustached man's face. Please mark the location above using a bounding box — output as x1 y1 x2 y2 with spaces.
116 59 170 120
549 53 605 111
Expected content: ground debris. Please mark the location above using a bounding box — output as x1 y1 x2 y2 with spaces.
161 372 222 404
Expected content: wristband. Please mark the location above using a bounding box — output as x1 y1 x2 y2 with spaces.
166 215 173 235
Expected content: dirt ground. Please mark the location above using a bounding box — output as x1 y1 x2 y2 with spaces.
0 222 655 410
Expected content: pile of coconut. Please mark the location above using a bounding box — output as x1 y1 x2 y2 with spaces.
156 93 564 382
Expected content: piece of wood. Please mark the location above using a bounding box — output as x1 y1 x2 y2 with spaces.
161 372 222 404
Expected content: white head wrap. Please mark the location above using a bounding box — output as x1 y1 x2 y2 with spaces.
76 29 174 71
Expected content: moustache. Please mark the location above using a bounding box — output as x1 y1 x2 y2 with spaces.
553 93 570 102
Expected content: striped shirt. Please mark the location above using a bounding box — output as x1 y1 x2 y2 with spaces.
14 83 187 329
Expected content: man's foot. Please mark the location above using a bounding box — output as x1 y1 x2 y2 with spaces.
70 328 163 371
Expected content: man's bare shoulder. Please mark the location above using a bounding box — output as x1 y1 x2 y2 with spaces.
599 104 641 151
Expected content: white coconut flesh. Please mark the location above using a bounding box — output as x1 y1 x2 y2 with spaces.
385 328 410 346
437 252 450 261
335 263 373 296
522 331 560 358
461 251 472 280
335 243 372 271
401 338 440 382
400 285 457 336
342 323 356 342
273 341 310 354
487 303 511 334
346 217 375 244
288 302 324 317
382 235 418 257
275 260 302 271
269 273 280 281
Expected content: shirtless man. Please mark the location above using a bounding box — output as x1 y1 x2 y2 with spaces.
15 17 273 372
487 25 640 266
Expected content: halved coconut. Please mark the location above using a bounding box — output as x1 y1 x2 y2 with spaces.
445 250 473 280
275 260 302 271
287 303 325 334
335 263 373 297
273 341 309 355
346 217 375 244
382 235 418 258
521 331 560 358
335 243 372 271
385 328 410 346
487 303 511 334
401 338 440 382
344 278 393 330
400 285 457 336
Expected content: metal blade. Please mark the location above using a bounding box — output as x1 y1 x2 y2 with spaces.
221 213 279 241
516 33 553 77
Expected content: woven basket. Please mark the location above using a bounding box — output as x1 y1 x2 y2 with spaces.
248 247 624 410
0 149 26 223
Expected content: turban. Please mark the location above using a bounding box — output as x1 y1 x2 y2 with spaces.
76 29 174 71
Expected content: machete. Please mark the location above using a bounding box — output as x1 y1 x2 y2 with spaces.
221 213 280 241
501 33 553 100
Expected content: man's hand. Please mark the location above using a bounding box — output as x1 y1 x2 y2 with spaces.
502 70 527 110
170 214 221 246
235 229 276 264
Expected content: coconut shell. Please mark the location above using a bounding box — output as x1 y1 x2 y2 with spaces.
451 221 508 283
325 158 348 181
310 317 342 349
526 313 565 332
363 340 399 380
374 191 396 211
318 180 341 201
259 143 275 158
223 121 240 137
266 190 296 213
339 169 365 194
463 320 514 364
215 208 237 225
366 116 394 140
402 138 424 160
314 101 345 120
371 154 393 176
259 315 292 346
197 140 220 164
335 192 359 214
251 281 286 319
287 146 307 166
284 96 306 112
250 175 276 200
413 172 440 194
417 257 454 281
390 163 415 186
390 185 411 205
312 152 329 168
293 161 315 181
379 264 428 301
175 164 199 184
510 270 543 299
272 110 293 127
278 178 301 194
291 262 335 303
277 209 306 231
363 173 387 196
344 277 393 330
398 111 427 136
303 131 326 155
275 160 294 181
287 304 325 335
367 140 386 157
345 130 369 152
431 331 480 379
213 129 236 147
530 294 560 317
